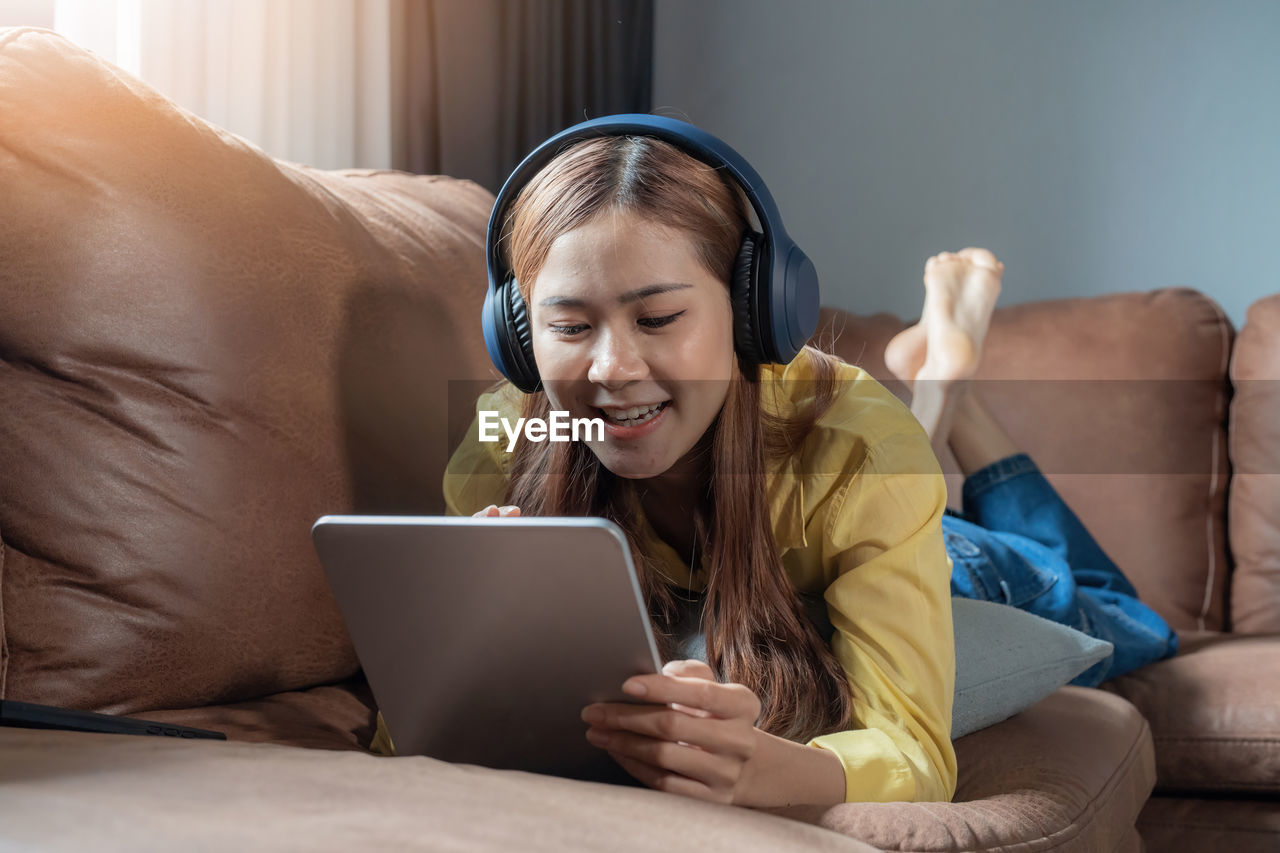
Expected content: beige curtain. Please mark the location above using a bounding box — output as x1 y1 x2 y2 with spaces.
54 0 395 169
48 0 653 180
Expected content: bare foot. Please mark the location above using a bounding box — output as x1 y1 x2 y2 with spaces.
886 248 1004 444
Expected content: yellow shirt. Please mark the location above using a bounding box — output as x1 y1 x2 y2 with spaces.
376 350 958 804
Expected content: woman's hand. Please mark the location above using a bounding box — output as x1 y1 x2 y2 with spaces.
472 505 521 518
580 659 763 805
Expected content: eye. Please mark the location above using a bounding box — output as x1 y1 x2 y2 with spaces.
638 311 685 329
549 323 589 337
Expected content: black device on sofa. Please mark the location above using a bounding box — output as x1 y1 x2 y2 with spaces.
0 699 226 740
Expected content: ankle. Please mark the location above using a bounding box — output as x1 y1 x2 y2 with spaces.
948 392 1019 475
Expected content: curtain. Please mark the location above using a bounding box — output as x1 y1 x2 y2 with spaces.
53 0 395 170
47 0 653 180
391 0 654 193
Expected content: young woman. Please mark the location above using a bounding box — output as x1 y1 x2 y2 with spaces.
882 250 1179 686
435 124 959 809
376 118 1177 808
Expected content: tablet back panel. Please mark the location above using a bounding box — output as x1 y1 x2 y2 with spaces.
313 516 663 782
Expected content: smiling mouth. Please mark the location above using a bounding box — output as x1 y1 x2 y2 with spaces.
596 401 671 426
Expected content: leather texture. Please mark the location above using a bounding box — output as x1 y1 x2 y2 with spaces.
139 677 378 752
1227 292 1280 633
775 687 1156 853
0 727 882 853
0 27 496 713
1104 631 1280 794
731 233 763 363
0 688 1151 853
1138 796 1280 853
824 290 1234 632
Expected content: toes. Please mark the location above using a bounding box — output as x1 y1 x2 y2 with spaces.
923 255 965 296
958 247 1003 272
928 251 967 276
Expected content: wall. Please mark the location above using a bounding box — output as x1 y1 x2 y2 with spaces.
653 0 1280 328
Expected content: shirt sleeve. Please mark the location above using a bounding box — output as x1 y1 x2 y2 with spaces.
806 427 958 804
441 386 518 516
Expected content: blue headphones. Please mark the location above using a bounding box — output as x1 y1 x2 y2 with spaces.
482 114 820 393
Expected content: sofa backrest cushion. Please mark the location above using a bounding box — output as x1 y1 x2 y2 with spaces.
823 289 1233 631
0 28 496 712
1227 293 1280 633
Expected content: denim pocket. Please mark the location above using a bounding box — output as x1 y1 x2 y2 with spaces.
945 524 1059 607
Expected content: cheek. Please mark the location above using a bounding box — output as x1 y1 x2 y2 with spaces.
688 307 737 379
530 332 575 384
661 301 735 377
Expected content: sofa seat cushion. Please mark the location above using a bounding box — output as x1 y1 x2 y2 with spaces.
1103 631 1280 794
0 728 877 853
775 687 1154 853
1137 796 1280 853
138 677 378 752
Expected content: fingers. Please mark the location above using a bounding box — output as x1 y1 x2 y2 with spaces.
662 658 715 679
620 669 761 723
601 740 740 801
471 504 522 518
659 660 720 718
605 751 730 803
582 702 755 759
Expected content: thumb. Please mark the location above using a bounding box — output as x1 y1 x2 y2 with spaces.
663 658 716 681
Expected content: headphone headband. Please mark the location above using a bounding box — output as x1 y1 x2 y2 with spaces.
486 114 789 280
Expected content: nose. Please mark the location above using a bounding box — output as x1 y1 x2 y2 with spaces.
587 328 648 389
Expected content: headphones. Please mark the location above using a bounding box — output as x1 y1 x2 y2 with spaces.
482 114 820 393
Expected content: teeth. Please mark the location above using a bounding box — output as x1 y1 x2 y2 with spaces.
603 402 665 424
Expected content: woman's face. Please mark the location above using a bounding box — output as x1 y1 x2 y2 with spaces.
528 208 736 483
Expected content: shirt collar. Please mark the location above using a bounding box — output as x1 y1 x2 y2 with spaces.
624 356 816 575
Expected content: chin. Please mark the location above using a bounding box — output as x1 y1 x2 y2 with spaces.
589 446 675 481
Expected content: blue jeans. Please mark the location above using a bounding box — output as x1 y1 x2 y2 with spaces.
944 453 1179 686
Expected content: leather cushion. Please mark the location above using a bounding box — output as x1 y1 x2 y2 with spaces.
0 727 881 853
1138 796 1280 853
821 289 1233 631
1104 632 1280 794
139 678 378 752
775 687 1155 852
1227 292 1280 632
0 28 495 713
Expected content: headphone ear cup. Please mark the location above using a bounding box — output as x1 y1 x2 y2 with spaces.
503 278 541 392
731 233 765 363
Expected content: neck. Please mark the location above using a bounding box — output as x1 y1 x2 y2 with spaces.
641 429 712 507
636 433 713 565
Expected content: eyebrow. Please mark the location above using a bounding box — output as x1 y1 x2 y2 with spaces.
538 283 693 308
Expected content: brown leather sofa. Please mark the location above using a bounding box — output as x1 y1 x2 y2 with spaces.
1 28 1276 852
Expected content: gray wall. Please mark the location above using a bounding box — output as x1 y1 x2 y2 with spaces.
653 0 1279 328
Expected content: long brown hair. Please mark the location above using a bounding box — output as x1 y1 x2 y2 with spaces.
499 135 853 742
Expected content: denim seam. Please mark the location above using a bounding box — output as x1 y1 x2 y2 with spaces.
961 453 1040 506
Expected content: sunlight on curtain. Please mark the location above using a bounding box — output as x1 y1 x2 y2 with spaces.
52 0 393 169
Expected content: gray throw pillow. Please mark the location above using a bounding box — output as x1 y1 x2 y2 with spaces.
950 597 1113 738
669 594 1112 740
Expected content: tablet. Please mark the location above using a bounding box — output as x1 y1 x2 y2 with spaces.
312 515 664 783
